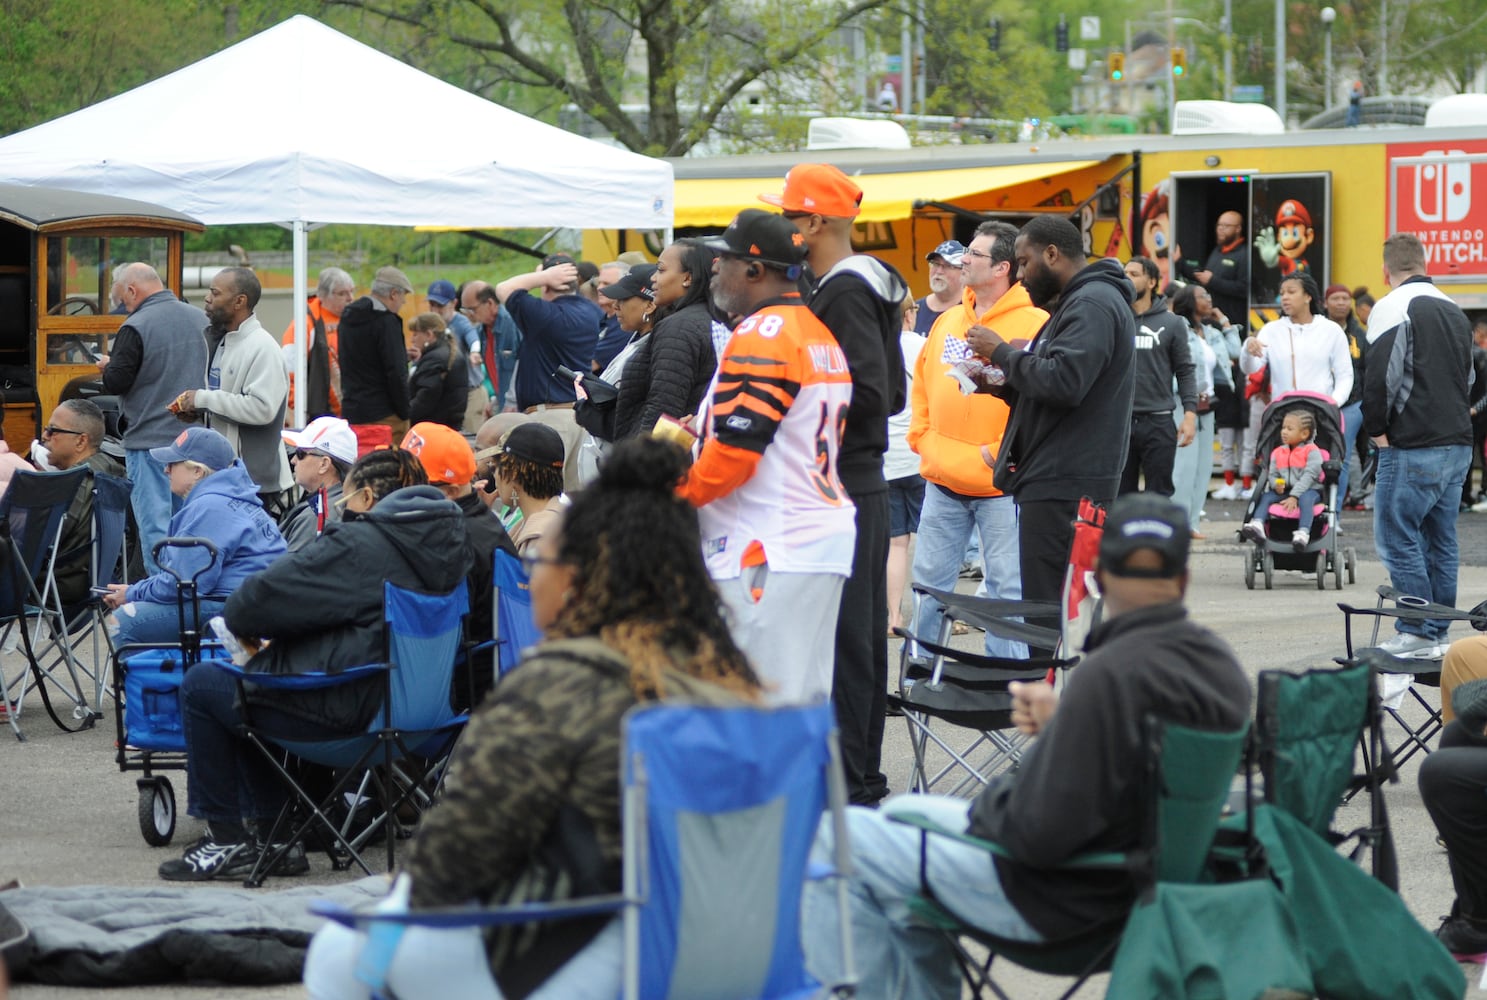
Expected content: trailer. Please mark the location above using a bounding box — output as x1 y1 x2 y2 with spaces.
584 124 1487 320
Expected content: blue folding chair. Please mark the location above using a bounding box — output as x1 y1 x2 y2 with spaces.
30 470 132 719
493 548 540 677
0 466 90 740
214 579 469 884
312 700 858 1000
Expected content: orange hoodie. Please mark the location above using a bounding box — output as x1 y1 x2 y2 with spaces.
907 283 1048 496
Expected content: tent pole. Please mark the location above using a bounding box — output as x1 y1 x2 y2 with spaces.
292 219 308 428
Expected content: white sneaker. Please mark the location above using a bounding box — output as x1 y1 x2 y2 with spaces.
1210 483 1238 500
1241 520 1267 544
1291 529 1310 551
1472 498 1487 513
1373 632 1443 659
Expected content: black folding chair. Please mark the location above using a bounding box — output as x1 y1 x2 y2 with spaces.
0 467 91 740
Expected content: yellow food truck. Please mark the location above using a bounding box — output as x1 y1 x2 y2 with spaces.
586 124 1487 321
0 183 202 451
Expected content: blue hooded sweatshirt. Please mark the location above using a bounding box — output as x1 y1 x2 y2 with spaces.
125 460 286 604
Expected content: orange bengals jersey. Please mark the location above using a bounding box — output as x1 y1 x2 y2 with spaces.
683 296 856 579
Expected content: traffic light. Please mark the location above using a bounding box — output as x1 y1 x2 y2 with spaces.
1171 47 1187 77
989 17 1002 52
1055 17 1069 53
1109 52 1125 81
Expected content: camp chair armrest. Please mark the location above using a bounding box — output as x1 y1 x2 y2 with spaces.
888 812 1130 869
208 659 389 690
310 893 630 931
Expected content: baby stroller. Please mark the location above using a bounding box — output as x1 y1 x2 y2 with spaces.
1240 391 1358 590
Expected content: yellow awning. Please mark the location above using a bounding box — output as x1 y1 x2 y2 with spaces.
675 160 1101 227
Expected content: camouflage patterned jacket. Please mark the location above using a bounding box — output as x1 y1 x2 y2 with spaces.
404 635 740 996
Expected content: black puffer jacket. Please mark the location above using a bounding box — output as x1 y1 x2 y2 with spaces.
408 339 470 429
226 486 473 732
613 302 717 440
338 295 411 423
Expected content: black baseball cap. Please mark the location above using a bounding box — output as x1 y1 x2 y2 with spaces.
1099 493 1191 578
599 264 657 302
702 209 808 272
541 252 577 270
502 422 566 468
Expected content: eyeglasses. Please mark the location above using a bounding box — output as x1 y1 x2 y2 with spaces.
962 248 995 261
41 425 84 438
519 552 568 576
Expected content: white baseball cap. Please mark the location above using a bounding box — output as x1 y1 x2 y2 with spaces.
282 416 357 465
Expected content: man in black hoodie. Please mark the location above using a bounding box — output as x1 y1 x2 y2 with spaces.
339 266 414 440
967 216 1136 616
800 494 1250 998
766 163 908 806
1119 256 1197 497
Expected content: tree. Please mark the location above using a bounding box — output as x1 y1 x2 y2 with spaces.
328 0 895 155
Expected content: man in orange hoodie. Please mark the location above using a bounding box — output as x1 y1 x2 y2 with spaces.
907 221 1048 657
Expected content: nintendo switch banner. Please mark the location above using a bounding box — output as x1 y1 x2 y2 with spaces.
1390 140 1487 281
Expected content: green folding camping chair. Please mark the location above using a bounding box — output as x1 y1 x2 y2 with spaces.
888 715 1248 1000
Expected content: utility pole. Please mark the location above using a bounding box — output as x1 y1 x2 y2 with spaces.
1379 0 1390 96
1274 0 1287 123
1222 0 1233 101
1166 0 1176 131
901 14 912 114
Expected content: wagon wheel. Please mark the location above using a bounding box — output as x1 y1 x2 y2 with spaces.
138 776 176 846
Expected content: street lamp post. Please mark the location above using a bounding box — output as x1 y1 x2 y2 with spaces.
1321 6 1336 111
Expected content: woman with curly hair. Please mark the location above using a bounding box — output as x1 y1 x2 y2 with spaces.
305 436 762 1000
613 238 721 440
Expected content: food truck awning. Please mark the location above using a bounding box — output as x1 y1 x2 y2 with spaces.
674 159 1102 227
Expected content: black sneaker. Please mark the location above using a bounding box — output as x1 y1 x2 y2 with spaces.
1436 915 1487 959
158 833 251 882
221 839 310 880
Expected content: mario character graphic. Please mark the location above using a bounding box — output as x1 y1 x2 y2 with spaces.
1256 199 1315 278
1138 180 1172 286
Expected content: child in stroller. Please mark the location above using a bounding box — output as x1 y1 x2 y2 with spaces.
1242 407 1323 550
1239 391 1357 590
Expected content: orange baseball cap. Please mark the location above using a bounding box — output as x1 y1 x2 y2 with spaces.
401 422 476 485
759 163 863 219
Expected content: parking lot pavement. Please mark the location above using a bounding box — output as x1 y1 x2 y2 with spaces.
8 506 1487 997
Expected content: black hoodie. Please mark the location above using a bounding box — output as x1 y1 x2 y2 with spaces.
1131 294 1198 415
990 258 1137 503
228 485 473 732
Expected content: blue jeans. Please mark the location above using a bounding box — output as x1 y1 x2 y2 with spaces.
1255 490 1321 535
1374 444 1472 640
113 597 227 647
1338 401 1362 502
802 796 1042 1000
180 661 351 828
126 448 181 575
911 486 1023 659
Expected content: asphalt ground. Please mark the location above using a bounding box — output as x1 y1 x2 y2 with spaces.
5 491 1487 998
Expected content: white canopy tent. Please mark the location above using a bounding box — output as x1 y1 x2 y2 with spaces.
0 14 674 424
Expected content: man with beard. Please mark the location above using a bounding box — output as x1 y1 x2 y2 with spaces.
172 266 293 510
967 216 1136 628
682 209 856 707
914 241 965 335
1119 256 1197 497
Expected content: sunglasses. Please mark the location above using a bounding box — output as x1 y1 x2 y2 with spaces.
41 425 84 438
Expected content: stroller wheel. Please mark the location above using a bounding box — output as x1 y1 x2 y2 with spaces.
1244 551 1256 590
1333 549 1344 590
138 777 176 847
1346 547 1357 584
1263 551 1274 590
1316 553 1327 590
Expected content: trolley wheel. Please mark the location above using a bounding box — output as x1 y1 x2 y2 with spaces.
1244 551 1256 590
1263 551 1274 590
138 777 176 846
1346 547 1357 584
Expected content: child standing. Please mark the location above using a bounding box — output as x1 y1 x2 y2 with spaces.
1242 408 1325 550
